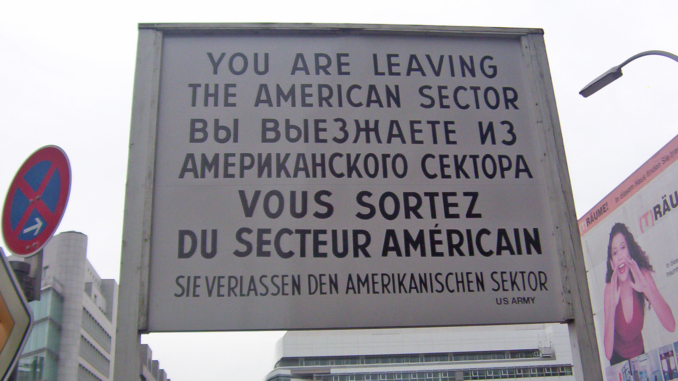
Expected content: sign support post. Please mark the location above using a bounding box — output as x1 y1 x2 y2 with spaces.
520 33 602 381
1 145 71 380
114 28 161 381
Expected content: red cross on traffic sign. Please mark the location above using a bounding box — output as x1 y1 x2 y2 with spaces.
2 146 71 256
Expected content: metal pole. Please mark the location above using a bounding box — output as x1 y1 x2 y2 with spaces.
113 27 162 381
524 33 604 381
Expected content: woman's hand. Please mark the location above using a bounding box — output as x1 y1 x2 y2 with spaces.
605 270 621 308
629 261 676 333
628 259 651 294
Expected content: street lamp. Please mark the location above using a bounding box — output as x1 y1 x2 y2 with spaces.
579 50 678 97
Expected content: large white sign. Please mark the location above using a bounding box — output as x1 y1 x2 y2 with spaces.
138 26 572 332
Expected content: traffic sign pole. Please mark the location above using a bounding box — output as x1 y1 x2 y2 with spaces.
0 146 71 380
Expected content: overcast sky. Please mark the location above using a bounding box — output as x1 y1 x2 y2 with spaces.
1 1 677 380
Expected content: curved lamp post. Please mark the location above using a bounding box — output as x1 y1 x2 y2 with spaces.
579 50 678 97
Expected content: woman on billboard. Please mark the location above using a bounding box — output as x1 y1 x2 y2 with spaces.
604 223 676 365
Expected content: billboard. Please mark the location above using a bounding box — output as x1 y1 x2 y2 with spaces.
125 24 582 332
580 135 678 380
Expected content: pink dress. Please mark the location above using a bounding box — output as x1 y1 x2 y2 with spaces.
613 292 645 360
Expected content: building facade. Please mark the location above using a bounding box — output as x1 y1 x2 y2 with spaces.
14 232 118 381
267 325 575 381
139 344 170 381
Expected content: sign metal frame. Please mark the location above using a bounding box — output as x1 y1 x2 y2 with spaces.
114 24 601 381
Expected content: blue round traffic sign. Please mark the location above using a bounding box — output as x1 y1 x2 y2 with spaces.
2 146 71 256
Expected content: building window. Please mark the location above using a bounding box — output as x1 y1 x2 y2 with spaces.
81 308 112 353
78 364 103 381
79 336 110 377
